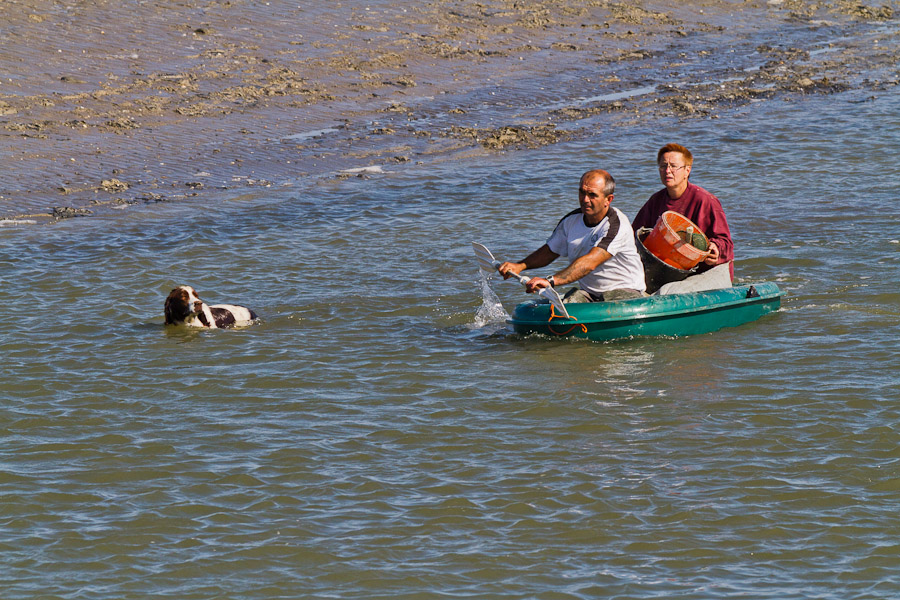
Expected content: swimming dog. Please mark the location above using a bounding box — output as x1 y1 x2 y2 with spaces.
164 285 257 328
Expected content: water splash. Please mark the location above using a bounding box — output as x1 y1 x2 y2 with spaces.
473 274 509 327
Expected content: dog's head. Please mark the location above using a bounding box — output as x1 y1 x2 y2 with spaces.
164 285 205 324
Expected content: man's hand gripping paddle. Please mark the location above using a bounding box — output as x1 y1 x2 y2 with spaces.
472 242 570 319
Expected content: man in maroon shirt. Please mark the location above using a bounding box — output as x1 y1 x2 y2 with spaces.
632 143 734 279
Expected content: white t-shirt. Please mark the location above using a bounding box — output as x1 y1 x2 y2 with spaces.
546 205 646 295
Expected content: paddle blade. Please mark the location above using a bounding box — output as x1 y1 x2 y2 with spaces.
472 242 500 273
539 286 571 319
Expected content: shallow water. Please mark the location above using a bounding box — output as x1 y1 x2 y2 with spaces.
3 87 900 598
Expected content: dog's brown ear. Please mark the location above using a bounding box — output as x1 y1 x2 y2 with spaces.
164 288 190 323
164 296 175 324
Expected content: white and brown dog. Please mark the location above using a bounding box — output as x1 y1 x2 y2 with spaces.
165 285 258 328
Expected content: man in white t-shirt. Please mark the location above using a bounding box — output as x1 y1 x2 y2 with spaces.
497 169 647 302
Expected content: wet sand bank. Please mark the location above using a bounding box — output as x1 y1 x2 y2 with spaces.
0 0 896 223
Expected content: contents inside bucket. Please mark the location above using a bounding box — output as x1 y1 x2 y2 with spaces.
677 228 709 251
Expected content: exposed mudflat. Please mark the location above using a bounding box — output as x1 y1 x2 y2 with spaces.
0 0 897 222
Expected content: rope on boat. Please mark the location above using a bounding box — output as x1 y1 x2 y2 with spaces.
547 322 588 335
547 305 587 335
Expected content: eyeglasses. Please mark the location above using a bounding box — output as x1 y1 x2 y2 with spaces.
658 163 687 172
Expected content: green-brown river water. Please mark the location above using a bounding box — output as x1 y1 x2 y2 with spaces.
3 45 900 600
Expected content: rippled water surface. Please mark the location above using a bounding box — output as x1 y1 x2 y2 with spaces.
3 90 900 598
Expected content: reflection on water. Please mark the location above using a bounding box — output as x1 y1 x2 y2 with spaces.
2 85 900 599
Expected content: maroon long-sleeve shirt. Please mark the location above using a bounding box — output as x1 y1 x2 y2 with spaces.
632 182 734 279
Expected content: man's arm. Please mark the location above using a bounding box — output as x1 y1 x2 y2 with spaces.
695 190 733 267
497 244 559 279
525 246 612 293
704 224 732 266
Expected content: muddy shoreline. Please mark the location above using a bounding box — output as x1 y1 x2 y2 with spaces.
0 0 896 223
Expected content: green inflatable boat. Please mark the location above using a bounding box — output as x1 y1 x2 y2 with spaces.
508 282 783 341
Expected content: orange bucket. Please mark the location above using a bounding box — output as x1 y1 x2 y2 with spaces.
642 211 711 270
